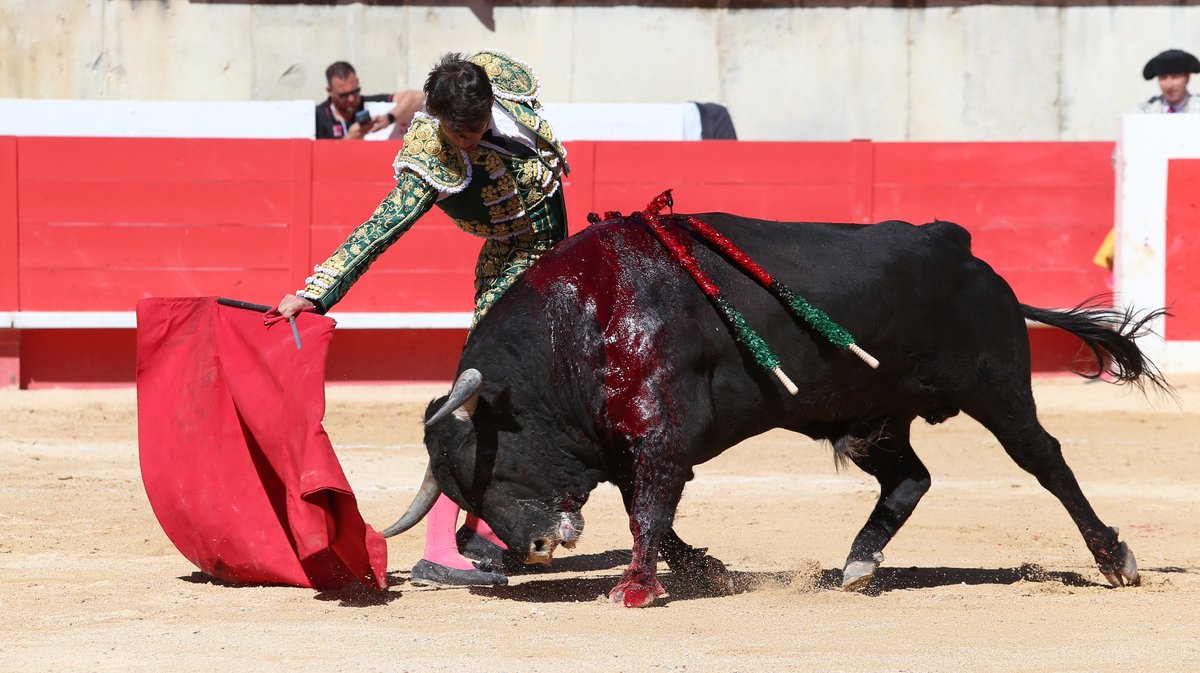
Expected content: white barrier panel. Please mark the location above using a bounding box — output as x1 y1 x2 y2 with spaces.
0 99 314 139
363 101 705 142
0 99 705 142
0 311 472 330
1114 114 1200 373
540 103 702 141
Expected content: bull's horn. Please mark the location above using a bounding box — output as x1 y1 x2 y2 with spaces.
379 464 440 538
381 370 482 537
425 368 483 426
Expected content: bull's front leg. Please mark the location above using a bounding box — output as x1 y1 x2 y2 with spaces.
610 443 688 608
659 529 734 597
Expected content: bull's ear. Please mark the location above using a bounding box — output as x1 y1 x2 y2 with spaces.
426 416 477 492
431 460 474 512
422 396 447 423
424 396 477 474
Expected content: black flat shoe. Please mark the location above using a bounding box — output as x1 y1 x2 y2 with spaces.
455 526 508 567
408 559 508 588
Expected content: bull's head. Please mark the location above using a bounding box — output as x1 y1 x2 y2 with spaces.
381 369 601 566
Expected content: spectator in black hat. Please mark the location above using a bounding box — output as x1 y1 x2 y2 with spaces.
1137 49 1200 114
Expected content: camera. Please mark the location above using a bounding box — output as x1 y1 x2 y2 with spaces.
353 109 372 128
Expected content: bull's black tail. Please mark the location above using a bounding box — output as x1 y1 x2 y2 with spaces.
1021 297 1171 391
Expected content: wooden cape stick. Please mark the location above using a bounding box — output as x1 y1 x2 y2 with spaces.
217 297 302 350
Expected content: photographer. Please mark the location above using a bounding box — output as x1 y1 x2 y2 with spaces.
315 61 425 140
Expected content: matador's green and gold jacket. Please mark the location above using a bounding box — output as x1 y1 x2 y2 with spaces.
297 49 569 315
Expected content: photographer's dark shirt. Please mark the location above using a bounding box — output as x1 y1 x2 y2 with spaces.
315 93 393 139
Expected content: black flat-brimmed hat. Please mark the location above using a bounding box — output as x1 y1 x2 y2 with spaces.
1143 49 1200 80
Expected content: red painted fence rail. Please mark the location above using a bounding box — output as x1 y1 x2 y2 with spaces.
1166 159 1200 341
0 136 1117 387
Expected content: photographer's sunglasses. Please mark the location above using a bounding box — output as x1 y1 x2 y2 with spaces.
334 87 362 100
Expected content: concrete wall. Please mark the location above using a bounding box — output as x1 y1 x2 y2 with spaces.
2 0 1199 141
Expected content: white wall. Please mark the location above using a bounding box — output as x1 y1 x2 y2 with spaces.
3 1 1200 141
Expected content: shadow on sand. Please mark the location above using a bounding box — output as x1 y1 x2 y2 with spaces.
448 560 1111 605
179 571 405 607
186 554 1162 606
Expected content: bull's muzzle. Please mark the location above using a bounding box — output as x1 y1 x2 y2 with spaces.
523 512 584 565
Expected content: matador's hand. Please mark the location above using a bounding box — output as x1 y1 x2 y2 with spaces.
268 295 315 320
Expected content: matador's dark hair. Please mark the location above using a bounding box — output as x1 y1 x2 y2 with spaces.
423 53 494 132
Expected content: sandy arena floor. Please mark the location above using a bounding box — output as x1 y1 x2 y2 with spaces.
1 375 1197 672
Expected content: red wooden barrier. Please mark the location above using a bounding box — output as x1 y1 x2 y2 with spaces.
1166 159 1200 341
592 141 868 223
3 136 1121 386
16 137 302 310
1 136 17 311
872 142 1115 308
1 137 20 386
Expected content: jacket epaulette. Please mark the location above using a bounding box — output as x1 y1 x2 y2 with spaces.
470 50 540 103
470 50 563 156
392 112 471 194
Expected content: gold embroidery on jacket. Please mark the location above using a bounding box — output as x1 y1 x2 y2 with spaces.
480 181 518 206
489 199 526 223
452 215 533 239
470 51 538 100
394 114 469 192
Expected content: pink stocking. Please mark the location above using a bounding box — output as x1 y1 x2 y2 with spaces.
421 494 474 570
464 513 509 550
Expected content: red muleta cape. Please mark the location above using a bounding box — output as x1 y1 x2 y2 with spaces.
135 297 387 591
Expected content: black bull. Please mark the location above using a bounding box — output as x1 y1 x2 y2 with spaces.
384 213 1168 607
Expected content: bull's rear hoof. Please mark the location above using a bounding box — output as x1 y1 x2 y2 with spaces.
1100 541 1140 588
841 552 884 591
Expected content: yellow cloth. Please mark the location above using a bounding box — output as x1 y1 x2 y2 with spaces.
1092 228 1115 270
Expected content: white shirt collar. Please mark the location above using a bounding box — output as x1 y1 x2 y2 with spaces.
483 102 537 154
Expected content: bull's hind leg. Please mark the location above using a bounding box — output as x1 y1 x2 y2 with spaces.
965 388 1139 587
840 419 932 591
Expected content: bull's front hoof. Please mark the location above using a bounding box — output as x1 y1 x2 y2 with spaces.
609 577 666 608
841 552 884 591
1099 541 1140 588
